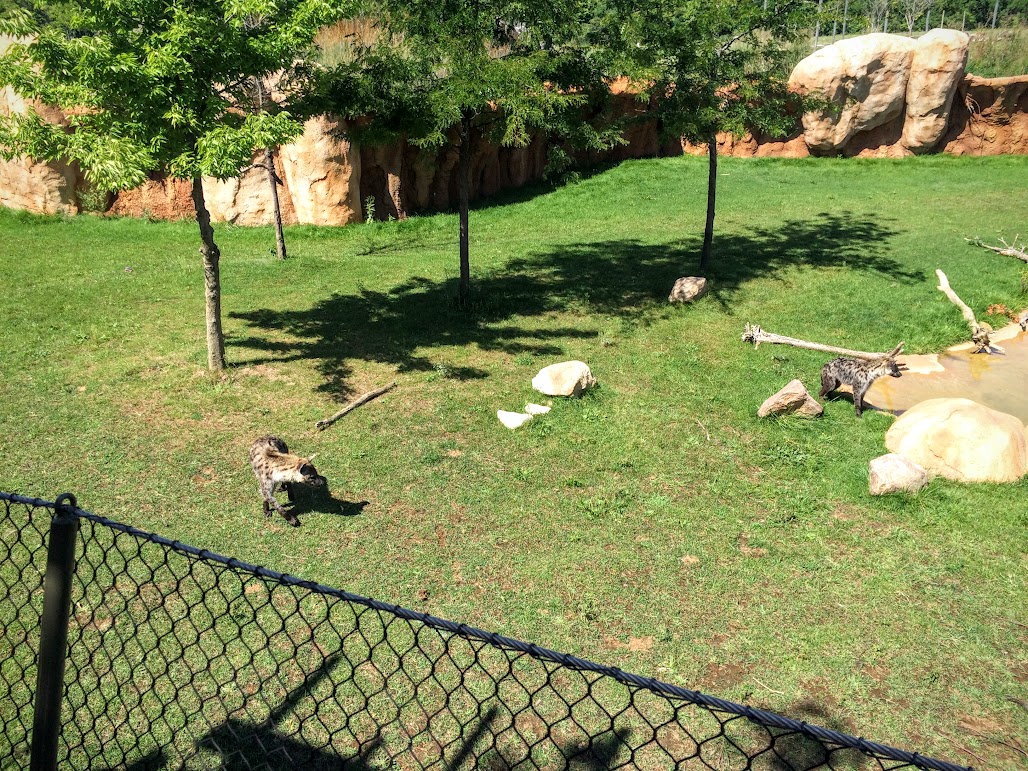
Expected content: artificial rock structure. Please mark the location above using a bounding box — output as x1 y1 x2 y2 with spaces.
2 31 1027 224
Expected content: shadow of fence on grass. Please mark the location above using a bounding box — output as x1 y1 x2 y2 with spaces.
230 212 914 398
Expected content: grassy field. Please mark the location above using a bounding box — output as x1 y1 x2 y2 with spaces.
1 154 1027 768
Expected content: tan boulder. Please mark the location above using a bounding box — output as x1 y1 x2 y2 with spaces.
668 276 709 303
902 30 969 153
202 156 296 227
869 453 929 495
885 398 1027 483
280 115 362 226
532 361 596 397
789 34 916 154
757 380 823 418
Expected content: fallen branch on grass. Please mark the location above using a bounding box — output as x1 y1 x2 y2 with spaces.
316 381 396 431
741 324 903 360
965 236 1028 263
935 269 993 353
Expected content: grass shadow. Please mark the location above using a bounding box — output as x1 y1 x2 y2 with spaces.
231 212 913 398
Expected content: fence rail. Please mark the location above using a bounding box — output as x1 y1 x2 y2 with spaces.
0 492 972 771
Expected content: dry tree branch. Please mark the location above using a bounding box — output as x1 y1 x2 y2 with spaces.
741 324 903 360
965 236 1028 263
935 269 994 353
316 381 396 430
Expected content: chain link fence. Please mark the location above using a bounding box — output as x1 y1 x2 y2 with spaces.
0 492 972 771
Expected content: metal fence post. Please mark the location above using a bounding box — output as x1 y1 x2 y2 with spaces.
30 493 80 771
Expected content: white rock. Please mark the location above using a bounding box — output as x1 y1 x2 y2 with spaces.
497 410 533 429
869 453 930 495
532 361 596 397
668 276 709 303
524 403 551 415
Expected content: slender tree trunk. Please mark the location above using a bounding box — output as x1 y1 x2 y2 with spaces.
991 0 999 28
457 113 472 307
813 0 823 50
264 146 287 260
191 177 227 370
842 0 849 35
255 76 287 260
700 137 717 273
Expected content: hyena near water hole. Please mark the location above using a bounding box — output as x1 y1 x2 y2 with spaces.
819 344 904 418
249 436 327 526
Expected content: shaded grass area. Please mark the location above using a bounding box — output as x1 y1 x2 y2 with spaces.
1 155 1027 769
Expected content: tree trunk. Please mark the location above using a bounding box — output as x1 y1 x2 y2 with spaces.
699 137 717 273
265 146 287 260
457 113 472 307
191 177 227 371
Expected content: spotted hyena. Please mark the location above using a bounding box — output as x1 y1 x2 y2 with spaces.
819 346 903 418
249 436 326 527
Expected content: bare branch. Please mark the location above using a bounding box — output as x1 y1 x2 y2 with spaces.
935 269 994 353
741 324 902 359
965 236 1028 263
316 381 397 431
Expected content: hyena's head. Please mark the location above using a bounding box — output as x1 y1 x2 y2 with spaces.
293 457 327 487
879 343 904 378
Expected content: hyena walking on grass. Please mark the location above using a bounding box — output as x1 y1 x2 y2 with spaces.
819 344 904 418
249 436 326 527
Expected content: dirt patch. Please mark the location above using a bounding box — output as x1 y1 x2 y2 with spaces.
700 661 751 690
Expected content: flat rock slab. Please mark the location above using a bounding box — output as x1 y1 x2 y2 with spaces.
498 410 533 429
757 379 823 418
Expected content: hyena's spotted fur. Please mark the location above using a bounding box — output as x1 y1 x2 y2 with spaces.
249 436 326 527
819 354 902 418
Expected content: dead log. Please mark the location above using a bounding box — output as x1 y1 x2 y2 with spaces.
741 324 903 360
316 381 397 431
965 236 1028 263
935 269 993 353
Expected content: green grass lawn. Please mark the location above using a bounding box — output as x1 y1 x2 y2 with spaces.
1 154 1026 769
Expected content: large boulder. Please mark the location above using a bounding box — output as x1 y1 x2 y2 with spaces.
869 453 929 495
902 30 969 153
757 380 823 418
789 34 917 154
532 361 596 397
885 398 1027 483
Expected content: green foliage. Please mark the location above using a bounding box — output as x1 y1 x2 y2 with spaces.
0 0 349 189
621 0 815 145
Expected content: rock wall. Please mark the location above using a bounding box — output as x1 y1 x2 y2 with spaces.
2 33 1027 224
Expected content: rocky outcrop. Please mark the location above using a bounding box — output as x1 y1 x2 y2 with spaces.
789 34 918 155
532 361 596 398
757 380 823 418
3 34 1028 224
902 30 968 152
885 398 1027 483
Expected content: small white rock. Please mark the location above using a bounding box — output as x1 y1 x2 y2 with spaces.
498 410 533 429
668 276 709 303
524 403 551 415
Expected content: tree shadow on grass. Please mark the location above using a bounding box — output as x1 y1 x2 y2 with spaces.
230 212 916 398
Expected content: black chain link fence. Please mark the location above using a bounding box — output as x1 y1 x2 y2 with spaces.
1 492 972 771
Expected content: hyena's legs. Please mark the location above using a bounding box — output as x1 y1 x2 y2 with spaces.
853 385 868 418
261 481 300 526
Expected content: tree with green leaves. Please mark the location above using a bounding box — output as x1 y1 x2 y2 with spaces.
346 0 616 307
621 0 815 273
0 0 344 369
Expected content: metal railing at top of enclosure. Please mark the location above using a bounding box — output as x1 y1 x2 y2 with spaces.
0 492 972 771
